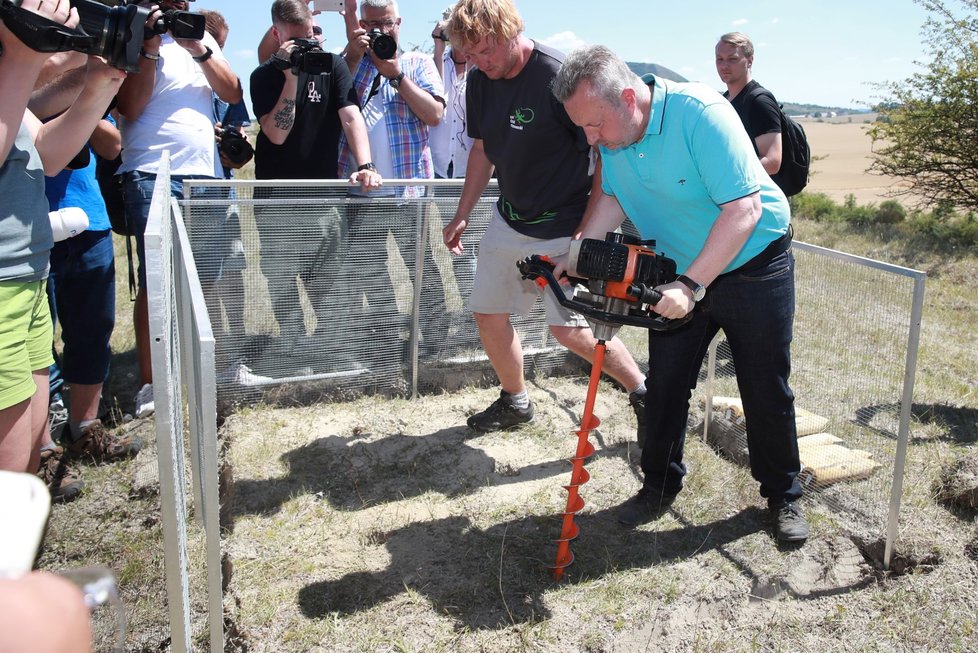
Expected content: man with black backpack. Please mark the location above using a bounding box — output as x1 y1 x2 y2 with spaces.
716 32 809 197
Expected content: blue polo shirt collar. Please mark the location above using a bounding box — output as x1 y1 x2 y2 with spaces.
641 73 667 137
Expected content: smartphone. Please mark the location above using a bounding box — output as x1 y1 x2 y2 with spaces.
0 471 51 578
312 0 345 12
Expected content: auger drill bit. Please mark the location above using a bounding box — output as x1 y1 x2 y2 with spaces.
551 340 606 581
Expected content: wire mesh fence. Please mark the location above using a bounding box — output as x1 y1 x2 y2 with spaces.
180 179 573 403
181 180 925 539
160 177 925 649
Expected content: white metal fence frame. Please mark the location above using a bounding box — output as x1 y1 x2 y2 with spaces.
147 174 926 649
145 154 223 652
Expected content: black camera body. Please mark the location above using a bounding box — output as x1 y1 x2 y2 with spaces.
218 127 254 167
289 37 331 75
146 9 206 40
367 28 397 60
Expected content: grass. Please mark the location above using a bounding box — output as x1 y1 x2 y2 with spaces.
35 186 978 651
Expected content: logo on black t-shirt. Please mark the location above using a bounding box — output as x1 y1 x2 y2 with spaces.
509 107 535 131
307 80 322 103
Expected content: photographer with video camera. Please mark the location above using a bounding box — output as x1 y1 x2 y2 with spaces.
551 45 808 545
249 0 380 360
115 0 242 419
0 0 125 475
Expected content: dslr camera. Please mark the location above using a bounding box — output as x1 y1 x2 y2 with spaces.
287 37 331 75
218 127 254 167
367 28 397 60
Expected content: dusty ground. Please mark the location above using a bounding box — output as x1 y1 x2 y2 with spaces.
219 373 977 653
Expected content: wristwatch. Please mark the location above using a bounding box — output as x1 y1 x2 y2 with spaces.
192 46 214 63
676 274 706 302
388 72 405 89
357 162 377 172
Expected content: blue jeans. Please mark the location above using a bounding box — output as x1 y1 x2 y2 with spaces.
47 230 116 385
641 249 802 507
121 171 229 288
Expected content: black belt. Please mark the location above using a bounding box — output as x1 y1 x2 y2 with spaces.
721 224 793 277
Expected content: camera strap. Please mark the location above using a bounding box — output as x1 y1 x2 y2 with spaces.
360 73 382 111
0 1 94 53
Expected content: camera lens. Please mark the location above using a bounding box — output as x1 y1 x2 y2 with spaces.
368 28 397 60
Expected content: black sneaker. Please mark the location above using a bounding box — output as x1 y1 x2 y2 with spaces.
771 501 810 543
616 487 675 528
467 391 534 432
628 390 647 448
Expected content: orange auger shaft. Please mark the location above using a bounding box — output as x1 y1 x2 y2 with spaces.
551 340 607 581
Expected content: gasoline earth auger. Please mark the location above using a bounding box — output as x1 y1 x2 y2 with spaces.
516 231 692 581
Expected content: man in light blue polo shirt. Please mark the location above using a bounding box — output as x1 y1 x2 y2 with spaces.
552 44 808 545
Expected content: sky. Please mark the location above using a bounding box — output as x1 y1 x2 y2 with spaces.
199 0 935 115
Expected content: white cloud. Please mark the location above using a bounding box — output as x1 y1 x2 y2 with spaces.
541 31 588 54
770 17 780 24
234 49 256 59
732 18 749 26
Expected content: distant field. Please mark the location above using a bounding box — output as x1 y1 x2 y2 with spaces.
799 117 920 207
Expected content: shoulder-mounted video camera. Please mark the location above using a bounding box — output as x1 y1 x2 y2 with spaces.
0 0 204 73
367 28 397 60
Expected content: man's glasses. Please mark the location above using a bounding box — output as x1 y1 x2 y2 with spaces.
363 20 397 30
312 25 323 36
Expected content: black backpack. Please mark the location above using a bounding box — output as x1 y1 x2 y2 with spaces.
746 86 811 197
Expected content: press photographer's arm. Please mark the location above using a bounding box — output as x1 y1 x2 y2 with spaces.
0 0 78 162
27 57 125 174
118 3 240 122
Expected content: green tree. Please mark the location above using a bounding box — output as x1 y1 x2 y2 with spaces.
868 0 978 211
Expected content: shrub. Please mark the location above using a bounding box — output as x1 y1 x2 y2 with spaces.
790 192 837 222
876 200 907 224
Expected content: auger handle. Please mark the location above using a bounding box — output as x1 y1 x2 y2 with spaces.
517 255 692 332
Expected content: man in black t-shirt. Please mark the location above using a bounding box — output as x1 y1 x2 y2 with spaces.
250 0 381 350
442 0 647 439
716 32 785 184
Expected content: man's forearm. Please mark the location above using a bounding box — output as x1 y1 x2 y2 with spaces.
683 194 761 286
116 58 157 121
394 79 444 126
200 59 243 104
28 67 85 121
339 105 373 167
452 145 493 223
256 73 300 145
35 86 118 174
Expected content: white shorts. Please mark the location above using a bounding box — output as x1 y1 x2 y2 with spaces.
468 206 588 328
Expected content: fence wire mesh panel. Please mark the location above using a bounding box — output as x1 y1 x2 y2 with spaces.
180 179 571 405
693 243 924 539
174 182 224 652
144 156 193 653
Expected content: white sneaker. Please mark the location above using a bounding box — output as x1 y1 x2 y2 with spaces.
134 383 155 419
218 363 273 387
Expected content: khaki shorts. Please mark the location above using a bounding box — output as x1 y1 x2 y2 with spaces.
468 207 588 328
0 280 55 410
